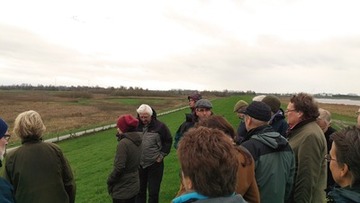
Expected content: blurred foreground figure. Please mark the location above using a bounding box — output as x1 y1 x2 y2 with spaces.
4 110 76 203
0 118 15 203
326 126 360 203
172 127 247 203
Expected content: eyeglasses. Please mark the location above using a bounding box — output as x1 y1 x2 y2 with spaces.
3 134 11 142
285 109 297 113
324 154 336 162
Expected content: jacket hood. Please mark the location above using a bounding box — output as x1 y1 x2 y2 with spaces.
121 132 142 146
172 192 245 203
328 185 360 203
269 109 285 124
248 125 288 150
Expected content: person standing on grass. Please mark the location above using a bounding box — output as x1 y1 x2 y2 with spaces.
240 101 295 203
173 92 202 149
172 127 247 203
261 95 289 137
173 99 213 197
326 126 360 203
107 114 142 203
4 110 76 203
357 108 360 126
135 104 172 203
317 108 337 194
233 100 248 144
286 93 327 203
0 118 15 203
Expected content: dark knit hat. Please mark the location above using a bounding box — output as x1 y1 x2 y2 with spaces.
188 92 202 102
0 118 8 139
262 95 281 113
233 100 248 112
117 114 139 133
195 99 212 109
243 101 271 122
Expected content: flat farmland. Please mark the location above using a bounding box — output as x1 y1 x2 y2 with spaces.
0 90 185 146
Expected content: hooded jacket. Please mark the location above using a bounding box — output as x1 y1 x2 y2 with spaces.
327 184 360 203
241 125 295 203
107 131 142 199
269 109 289 137
172 192 247 203
136 108 172 168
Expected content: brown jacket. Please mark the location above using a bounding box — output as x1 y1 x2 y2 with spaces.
235 146 260 203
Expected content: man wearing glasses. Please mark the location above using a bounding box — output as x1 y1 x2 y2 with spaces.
286 93 327 203
0 118 15 202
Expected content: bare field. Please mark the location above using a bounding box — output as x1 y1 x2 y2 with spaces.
0 90 185 142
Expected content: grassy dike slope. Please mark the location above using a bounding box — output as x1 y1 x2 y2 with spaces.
57 96 253 203
56 95 356 202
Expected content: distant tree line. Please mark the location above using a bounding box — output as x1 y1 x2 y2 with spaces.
0 84 255 98
2 84 357 98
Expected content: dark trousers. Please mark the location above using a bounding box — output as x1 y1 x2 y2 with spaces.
113 196 136 203
135 161 164 203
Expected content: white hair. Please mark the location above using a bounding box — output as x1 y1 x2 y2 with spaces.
136 104 153 116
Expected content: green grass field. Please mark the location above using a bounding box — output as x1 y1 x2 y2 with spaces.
11 95 359 202
57 96 253 203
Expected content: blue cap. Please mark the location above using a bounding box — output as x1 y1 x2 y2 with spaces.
0 118 8 139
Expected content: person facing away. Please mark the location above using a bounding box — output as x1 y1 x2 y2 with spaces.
107 114 142 203
261 95 289 137
172 127 247 203
286 93 327 203
233 100 248 144
0 118 15 203
326 126 360 203
4 110 76 203
240 101 295 203
173 98 212 149
135 104 172 203
317 108 337 193
196 115 260 203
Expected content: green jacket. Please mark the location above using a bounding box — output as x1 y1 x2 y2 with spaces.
107 132 142 199
287 119 327 203
4 138 76 203
241 125 295 203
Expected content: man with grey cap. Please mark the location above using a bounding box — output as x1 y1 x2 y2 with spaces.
240 101 295 203
0 118 15 202
173 99 213 197
233 100 248 144
174 99 213 149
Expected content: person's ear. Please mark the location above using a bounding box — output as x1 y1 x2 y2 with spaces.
340 163 350 178
182 176 193 191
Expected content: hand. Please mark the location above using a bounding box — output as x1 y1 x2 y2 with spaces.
156 156 163 163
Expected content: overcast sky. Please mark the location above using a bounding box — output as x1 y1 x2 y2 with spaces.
1 0 359 95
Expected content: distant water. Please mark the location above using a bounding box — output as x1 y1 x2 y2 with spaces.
315 98 360 106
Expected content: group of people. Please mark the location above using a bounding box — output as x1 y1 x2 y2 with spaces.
1 92 360 203
172 92 360 203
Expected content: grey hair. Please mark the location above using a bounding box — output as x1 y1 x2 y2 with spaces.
136 104 153 116
318 108 332 124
